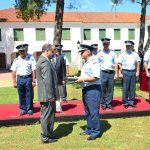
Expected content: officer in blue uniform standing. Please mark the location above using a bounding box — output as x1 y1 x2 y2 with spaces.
91 44 101 62
98 38 118 110
118 40 140 108
144 49 150 100
10 44 36 115
76 44 101 141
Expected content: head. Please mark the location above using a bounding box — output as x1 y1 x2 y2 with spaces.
42 43 55 59
78 44 93 60
101 38 111 50
16 44 27 59
91 44 98 55
124 40 134 51
55 44 63 55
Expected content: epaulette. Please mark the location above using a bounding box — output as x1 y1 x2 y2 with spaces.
120 50 124 54
13 58 18 62
91 57 98 64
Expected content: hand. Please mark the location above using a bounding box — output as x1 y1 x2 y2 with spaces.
114 74 118 80
32 82 36 87
48 98 55 102
146 72 150 77
136 72 139 77
62 81 66 85
13 82 17 88
76 77 83 83
119 73 123 78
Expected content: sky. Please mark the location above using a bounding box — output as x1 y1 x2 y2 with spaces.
0 0 150 14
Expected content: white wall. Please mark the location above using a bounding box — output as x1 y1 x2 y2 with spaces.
0 21 150 68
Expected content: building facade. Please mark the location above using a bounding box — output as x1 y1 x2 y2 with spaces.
0 8 150 69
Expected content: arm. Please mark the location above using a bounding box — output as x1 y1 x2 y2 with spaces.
114 64 118 80
32 70 36 87
77 76 99 83
144 61 150 77
136 63 140 77
12 71 17 88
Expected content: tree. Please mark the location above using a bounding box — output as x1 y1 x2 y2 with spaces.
14 0 64 45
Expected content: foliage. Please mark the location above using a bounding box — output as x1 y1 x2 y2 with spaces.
14 0 56 22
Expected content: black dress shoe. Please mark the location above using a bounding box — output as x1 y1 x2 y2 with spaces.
20 112 26 116
87 136 96 141
42 138 57 144
101 105 106 110
79 132 88 136
123 104 128 108
129 104 136 108
107 105 114 110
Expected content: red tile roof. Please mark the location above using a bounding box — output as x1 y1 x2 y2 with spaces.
0 8 149 23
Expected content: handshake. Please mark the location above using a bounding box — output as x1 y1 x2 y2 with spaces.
65 76 79 82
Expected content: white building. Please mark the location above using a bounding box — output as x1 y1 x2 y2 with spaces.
0 8 150 69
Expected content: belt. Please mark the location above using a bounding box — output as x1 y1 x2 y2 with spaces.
17 74 32 78
101 70 114 73
122 69 135 72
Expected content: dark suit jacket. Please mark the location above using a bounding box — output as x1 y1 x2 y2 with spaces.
52 54 66 85
36 55 59 102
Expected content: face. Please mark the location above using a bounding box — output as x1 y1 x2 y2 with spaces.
47 49 55 58
103 42 110 50
18 50 26 58
81 49 90 59
126 45 132 51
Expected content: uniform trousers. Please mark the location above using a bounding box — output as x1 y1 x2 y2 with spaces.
82 85 101 138
101 70 114 106
40 101 56 141
122 70 136 105
17 75 33 113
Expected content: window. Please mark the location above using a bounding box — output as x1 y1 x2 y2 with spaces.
0 29 1 41
62 50 71 62
36 28 46 41
14 28 24 41
62 28 70 40
84 29 91 40
114 29 121 40
99 29 106 40
114 49 121 56
128 29 135 40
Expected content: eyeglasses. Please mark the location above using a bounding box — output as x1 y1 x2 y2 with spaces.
19 50 26 52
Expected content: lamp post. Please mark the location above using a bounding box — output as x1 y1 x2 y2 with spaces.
77 40 80 49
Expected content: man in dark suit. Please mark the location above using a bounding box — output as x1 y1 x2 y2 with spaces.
36 43 59 144
51 44 66 112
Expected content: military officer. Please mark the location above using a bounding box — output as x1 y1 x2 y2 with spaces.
118 40 140 108
98 38 118 110
10 44 36 115
144 49 150 100
76 44 101 141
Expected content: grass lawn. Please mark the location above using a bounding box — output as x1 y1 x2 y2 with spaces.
0 117 150 150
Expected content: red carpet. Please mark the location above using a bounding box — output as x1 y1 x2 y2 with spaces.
0 96 150 125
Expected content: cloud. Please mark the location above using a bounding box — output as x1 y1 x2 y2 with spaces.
81 0 97 11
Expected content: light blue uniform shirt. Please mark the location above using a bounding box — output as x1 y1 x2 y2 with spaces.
118 50 140 70
98 49 118 70
10 54 36 76
81 56 100 87
144 50 150 69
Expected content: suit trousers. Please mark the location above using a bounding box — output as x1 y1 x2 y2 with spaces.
101 70 114 106
40 101 56 139
122 70 136 105
17 75 33 113
82 85 101 138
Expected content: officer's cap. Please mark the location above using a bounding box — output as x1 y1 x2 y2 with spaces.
101 38 111 43
78 44 93 53
124 40 135 46
55 44 63 49
91 44 98 49
16 44 28 51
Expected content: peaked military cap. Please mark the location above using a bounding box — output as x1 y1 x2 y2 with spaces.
101 38 111 43
91 44 98 49
16 44 28 51
55 44 63 49
124 40 135 46
78 44 93 53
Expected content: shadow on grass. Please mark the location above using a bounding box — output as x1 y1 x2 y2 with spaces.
80 119 111 137
54 123 76 139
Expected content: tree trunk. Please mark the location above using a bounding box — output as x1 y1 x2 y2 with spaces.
144 26 150 51
138 0 147 72
53 0 64 45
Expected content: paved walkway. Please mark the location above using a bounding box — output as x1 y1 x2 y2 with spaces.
0 72 12 87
